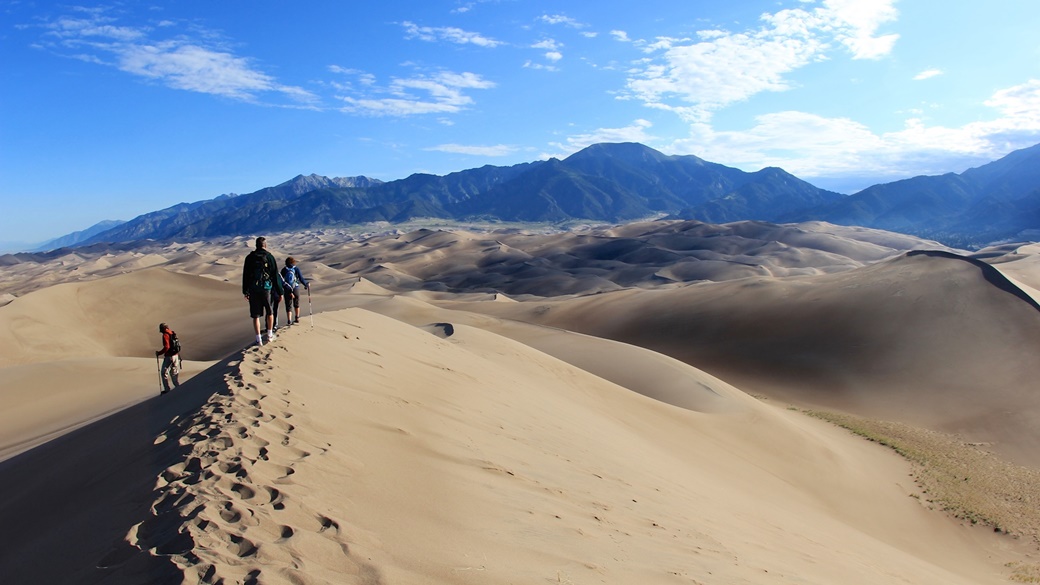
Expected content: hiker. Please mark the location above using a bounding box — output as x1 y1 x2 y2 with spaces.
242 236 284 345
280 256 310 326
269 265 293 330
155 322 181 394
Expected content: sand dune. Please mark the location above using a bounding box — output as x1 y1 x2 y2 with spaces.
0 220 953 302
0 308 1027 584
454 249 1040 466
2 219 1040 583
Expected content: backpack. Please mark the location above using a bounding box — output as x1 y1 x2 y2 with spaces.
169 331 182 355
250 251 273 291
283 266 297 288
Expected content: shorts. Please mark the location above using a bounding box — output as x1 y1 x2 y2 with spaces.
248 288 275 318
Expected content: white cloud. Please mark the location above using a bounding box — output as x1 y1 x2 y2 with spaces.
611 30 631 42
39 12 316 104
532 39 564 62
622 0 899 123
985 79 1040 122
913 69 943 81
401 21 503 48
821 0 900 59
428 144 518 156
540 14 586 29
523 61 559 72
665 79 1040 188
47 12 144 42
118 43 277 100
336 70 496 117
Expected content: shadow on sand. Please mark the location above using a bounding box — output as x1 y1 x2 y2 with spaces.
0 354 241 584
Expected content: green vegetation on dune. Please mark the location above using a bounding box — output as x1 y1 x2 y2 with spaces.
803 409 1040 552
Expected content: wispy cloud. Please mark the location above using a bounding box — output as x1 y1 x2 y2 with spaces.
427 143 518 156
523 61 559 72
913 68 944 81
401 21 503 48
37 9 317 105
984 79 1040 125
539 14 587 29
334 70 496 117
622 0 900 123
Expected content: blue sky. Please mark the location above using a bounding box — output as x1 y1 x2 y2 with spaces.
2 0 1039 247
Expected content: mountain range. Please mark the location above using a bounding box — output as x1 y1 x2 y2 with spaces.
71 142 1040 249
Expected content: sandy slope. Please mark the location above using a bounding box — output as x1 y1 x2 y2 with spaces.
452 249 1040 467
1 220 1039 583
0 307 1025 584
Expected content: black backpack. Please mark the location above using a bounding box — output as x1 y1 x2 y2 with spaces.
250 251 273 291
169 331 182 355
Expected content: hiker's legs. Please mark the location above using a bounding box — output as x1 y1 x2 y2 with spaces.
249 289 275 343
272 294 281 328
170 355 180 387
160 355 174 392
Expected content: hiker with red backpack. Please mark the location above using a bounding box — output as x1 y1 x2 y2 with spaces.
155 322 181 395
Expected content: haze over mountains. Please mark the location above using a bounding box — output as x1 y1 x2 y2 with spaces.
46 141 1040 252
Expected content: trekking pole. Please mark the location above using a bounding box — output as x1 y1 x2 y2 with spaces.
156 354 164 395
306 286 313 327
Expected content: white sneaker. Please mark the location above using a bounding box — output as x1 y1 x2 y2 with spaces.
267 330 277 342
255 335 264 346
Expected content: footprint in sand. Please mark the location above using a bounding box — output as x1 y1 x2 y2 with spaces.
317 515 340 534
264 487 286 510
228 533 258 558
231 483 256 501
219 502 243 524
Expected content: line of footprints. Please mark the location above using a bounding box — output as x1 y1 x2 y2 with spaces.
132 345 370 584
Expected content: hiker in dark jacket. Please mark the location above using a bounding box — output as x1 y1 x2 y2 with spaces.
280 256 310 326
242 236 284 345
155 322 180 394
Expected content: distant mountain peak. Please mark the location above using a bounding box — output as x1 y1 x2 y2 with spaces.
567 142 671 164
61 140 1040 250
